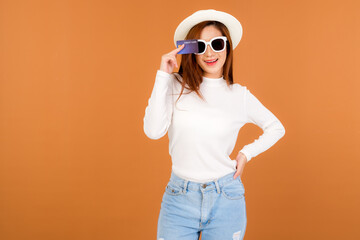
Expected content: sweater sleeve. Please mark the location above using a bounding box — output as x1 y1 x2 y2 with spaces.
239 88 286 162
143 70 174 140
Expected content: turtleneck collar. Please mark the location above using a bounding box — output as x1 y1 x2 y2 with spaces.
202 75 227 87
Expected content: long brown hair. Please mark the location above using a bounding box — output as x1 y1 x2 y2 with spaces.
172 20 235 105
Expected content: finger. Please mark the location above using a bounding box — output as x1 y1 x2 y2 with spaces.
233 169 241 179
170 57 178 68
170 44 185 55
164 55 177 68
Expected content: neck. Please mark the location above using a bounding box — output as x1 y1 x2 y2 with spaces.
202 75 226 87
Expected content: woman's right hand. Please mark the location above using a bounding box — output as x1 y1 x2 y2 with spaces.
159 44 185 74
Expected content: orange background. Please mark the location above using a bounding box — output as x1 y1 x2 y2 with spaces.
1 0 360 239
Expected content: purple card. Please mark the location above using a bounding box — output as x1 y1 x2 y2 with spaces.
176 39 199 54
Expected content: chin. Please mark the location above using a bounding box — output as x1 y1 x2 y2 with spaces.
201 66 222 74
197 60 225 76
205 69 219 74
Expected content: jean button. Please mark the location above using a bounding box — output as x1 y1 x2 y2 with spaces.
202 184 207 188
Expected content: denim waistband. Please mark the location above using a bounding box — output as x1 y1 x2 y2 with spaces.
169 170 241 193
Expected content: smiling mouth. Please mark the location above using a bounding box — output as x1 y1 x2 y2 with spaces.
204 59 218 63
204 59 218 65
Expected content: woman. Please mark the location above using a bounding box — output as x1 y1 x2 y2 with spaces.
143 9 285 240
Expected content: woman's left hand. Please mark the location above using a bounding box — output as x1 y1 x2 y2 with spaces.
233 152 247 179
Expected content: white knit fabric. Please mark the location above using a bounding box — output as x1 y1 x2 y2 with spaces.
143 70 285 182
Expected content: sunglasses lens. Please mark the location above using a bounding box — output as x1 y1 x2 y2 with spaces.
198 41 206 54
212 39 225 51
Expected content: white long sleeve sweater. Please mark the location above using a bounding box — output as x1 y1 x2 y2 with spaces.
143 70 285 182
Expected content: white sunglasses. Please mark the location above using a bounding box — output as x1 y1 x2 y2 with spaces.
195 36 228 55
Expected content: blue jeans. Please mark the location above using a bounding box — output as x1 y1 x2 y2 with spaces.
157 170 247 240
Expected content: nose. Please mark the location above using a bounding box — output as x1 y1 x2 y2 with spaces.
204 44 215 56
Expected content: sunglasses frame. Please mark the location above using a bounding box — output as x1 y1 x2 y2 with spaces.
195 36 228 55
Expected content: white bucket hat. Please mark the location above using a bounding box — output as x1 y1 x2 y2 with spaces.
173 9 243 50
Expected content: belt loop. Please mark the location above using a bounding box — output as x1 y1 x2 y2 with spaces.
214 180 220 194
183 180 188 193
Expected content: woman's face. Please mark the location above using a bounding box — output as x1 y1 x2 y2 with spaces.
195 25 227 78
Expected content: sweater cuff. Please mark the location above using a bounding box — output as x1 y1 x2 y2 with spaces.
239 149 252 162
154 70 173 89
156 69 172 78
